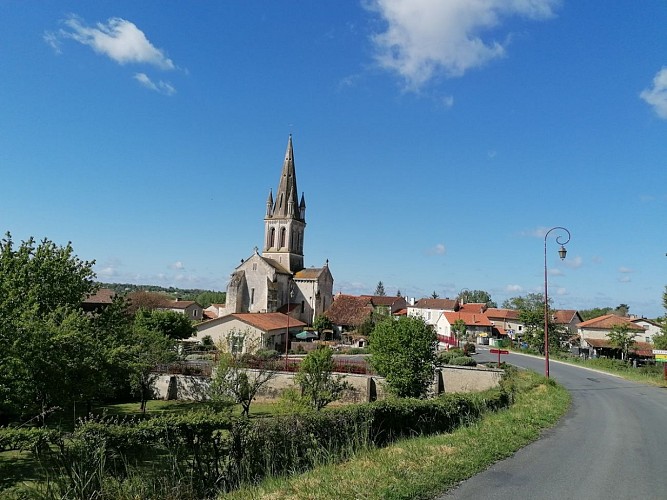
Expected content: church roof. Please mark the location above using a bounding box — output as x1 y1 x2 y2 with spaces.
259 255 291 274
294 267 326 280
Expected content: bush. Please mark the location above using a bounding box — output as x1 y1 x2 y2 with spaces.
463 342 476 354
449 356 477 367
437 349 463 365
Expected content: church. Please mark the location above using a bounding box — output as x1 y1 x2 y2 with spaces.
223 135 334 326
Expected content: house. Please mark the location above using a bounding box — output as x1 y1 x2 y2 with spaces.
483 308 524 340
203 303 226 320
82 288 116 313
360 295 408 316
436 311 494 348
577 314 649 358
552 309 583 336
186 312 306 354
629 316 662 344
324 294 375 337
407 298 459 328
160 299 204 321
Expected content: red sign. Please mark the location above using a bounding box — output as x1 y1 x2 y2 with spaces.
490 349 509 354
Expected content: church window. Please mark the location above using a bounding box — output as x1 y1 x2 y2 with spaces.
252 263 257 271
251 288 255 305
301 300 305 313
280 227 286 247
269 228 275 248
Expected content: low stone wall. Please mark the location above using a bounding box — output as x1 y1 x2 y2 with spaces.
154 365 502 402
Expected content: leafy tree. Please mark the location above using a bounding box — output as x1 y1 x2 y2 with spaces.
451 319 468 346
502 292 545 311
396 289 401 297
613 304 630 317
374 281 386 296
607 324 636 360
369 316 437 398
195 290 226 308
295 346 349 410
126 326 176 413
125 290 171 315
134 308 196 340
0 233 99 418
457 289 497 307
431 291 439 299
208 329 277 417
578 307 613 321
313 314 333 333
654 287 667 349
506 293 565 354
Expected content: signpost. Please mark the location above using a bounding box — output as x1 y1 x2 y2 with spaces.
652 350 667 380
489 348 509 368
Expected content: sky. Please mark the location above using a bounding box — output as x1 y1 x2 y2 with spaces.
1 1 666 318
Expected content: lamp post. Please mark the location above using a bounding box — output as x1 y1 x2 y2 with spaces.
544 226 571 378
285 279 295 371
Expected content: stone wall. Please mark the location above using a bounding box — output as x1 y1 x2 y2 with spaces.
154 365 502 403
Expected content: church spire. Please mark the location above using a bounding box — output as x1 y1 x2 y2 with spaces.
273 134 301 220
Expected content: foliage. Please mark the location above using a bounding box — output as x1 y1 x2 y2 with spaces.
457 289 497 307
463 342 476 355
502 292 545 311
312 314 333 333
431 291 439 299
578 306 613 321
613 303 630 317
209 330 277 417
505 293 566 354
194 290 226 308
295 346 350 411
607 323 636 360
124 290 171 314
134 307 196 340
449 356 477 367
369 316 438 398
451 318 467 345
374 281 386 296
100 282 225 308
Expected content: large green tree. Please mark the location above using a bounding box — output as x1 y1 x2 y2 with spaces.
369 316 437 398
505 293 565 354
134 308 196 340
295 346 349 411
457 290 497 308
374 281 386 296
607 324 635 360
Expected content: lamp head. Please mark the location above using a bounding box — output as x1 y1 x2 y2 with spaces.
558 245 567 260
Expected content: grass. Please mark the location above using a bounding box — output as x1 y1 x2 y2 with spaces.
222 371 570 500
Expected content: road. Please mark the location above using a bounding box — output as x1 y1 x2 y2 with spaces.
439 347 667 500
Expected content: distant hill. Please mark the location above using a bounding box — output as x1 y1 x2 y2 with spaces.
97 283 226 308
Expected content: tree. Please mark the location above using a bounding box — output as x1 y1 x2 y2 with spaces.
457 289 497 308
431 291 439 299
0 233 100 418
312 314 333 333
369 316 437 398
208 329 277 417
125 290 171 315
295 346 349 410
374 281 386 296
613 304 630 317
502 293 545 311
607 324 636 360
654 287 667 349
579 307 613 321
195 290 227 308
451 319 468 346
134 308 196 340
505 293 565 354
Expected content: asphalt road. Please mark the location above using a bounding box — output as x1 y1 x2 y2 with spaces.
438 348 667 500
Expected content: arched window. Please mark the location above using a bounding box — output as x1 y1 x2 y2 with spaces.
269 227 275 248
301 300 305 313
280 227 286 248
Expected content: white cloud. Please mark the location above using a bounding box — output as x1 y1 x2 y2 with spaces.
619 276 631 283
368 0 559 89
442 95 454 108
640 67 667 119
59 16 175 70
427 243 446 255
169 260 185 270
548 268 564 276
505 284 523 292
134 73 176 95
564 255 582 269
618 266 634 274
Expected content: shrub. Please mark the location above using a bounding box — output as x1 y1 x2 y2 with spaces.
463 342 476 354
449 356 477 367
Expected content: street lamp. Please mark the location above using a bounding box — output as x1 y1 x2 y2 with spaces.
544 226 571 378
285 279 295 371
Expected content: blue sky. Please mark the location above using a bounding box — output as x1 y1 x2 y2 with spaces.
1 1 666 318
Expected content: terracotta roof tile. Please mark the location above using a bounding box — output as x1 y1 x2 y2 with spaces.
413 298 458 310
84 288 115 304
232 312 306 332
484 308 520 320
444 311 493 327
578 314 644 330
294 267 324 279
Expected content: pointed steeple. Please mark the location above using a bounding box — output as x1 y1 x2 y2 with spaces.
266 189 274 217
273 134 301 220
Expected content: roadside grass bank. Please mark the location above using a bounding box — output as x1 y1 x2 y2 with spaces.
223 370 570 500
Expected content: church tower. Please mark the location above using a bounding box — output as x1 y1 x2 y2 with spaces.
263 135 306 273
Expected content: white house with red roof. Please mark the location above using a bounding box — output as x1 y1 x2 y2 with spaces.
436 310 494 347
577 314 651 357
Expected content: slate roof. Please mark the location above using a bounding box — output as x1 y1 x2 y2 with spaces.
324 294 374 327
578 314 644 331
164 300 199 310
294 267 325 280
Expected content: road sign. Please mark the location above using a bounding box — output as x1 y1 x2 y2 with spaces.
652 350 667 363
490 349 509 354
